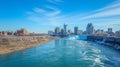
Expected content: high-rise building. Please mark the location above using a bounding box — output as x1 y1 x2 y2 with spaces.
64 24 68 35
115 30 120 37
108 28 112 32
74 26 78 35
86 23 94 34
55 27 60 34
61 28 64 35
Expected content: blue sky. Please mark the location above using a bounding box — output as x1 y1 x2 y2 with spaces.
0 0 120 33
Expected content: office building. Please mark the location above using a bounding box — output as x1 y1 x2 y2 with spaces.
61 28 64 35
108 28 112 33
86 23 94 34
55 27 60 34
16 28 29 36
64 24 68 35
74 26 78 35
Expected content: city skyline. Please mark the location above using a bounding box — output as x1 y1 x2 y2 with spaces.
50 23 119 34
0 23 119 34
0 0 120 33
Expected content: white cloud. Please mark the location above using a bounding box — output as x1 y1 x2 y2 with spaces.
47 0 63 4
46 10 61 16
27 5 61 26
26 0 64 27
31 5 61 17
26 0 120 30
34 8 47 13
45 5 58 11
44 5 61 17
80 0 120 20
94 1 120 12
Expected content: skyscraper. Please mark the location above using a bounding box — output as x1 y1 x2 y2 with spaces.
86 23 94 34
55 27 60 34
64 24 68 35
108 28 112 33
61 28 64 35
74 26 78 35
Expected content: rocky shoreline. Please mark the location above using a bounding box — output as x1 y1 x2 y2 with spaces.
87 35 120 50
0 36 57 55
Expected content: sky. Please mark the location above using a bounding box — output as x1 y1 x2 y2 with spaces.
0 0 120 33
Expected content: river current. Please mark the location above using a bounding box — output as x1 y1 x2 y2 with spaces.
0 36 120 67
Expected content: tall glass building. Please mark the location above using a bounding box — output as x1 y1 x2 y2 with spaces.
86 23 94 34
64 24 68 35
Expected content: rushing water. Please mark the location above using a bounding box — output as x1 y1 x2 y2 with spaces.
0 37 120 67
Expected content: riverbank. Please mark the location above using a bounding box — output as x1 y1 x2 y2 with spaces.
0 36 57 55
87 35 120 49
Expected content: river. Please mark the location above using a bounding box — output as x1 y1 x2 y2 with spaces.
0 36 120 67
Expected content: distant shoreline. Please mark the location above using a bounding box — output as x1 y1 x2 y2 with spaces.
0 36 57 55
87 35 120 50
